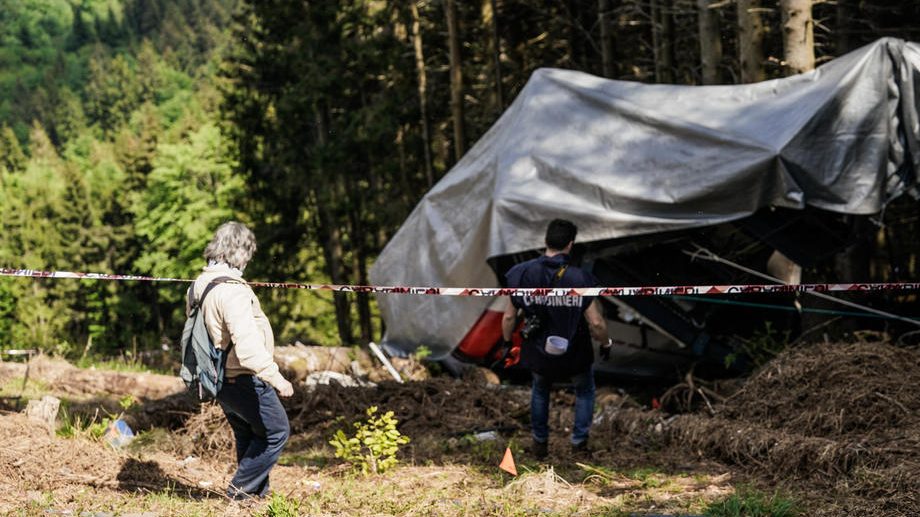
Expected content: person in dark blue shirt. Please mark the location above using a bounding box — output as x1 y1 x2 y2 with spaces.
501 219 610 459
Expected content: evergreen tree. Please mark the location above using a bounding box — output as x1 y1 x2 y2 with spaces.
131 122 243 327
1 123 72 352
51 87 87 145
100 6 124 45
85 53 142 134
136 39 163 104
0 125 26 172
0 0 241 353
137 0 165 36
67 4 95 50
3 0 920 354
223 1 419 344
115 102 160 190
28 120 60 166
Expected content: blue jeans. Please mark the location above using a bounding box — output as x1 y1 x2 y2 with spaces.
217 375 290 499
531 368 595 445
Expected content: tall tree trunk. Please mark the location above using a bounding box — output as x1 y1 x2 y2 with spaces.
835 0 854 55
778 0 817 336
318 202 354 346
444 0 465 161
356 248 372 343
566 0 587 70
828 216 873 334
484 0 504 115
314 104 353 346
348 200 373 344
737 0 766 83
395 124 411 213
598 0 616 78
409 1 434 188
697 0 721 84
651 0 662 80
780 0 815 76
651 0 674 83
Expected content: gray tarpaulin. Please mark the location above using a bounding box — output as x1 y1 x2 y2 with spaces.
370 38 920 359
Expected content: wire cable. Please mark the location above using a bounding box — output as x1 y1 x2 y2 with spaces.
684 245 920 327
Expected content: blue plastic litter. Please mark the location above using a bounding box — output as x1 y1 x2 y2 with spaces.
104 418 135 449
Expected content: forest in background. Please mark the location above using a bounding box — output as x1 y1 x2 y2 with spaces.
1 0 920 359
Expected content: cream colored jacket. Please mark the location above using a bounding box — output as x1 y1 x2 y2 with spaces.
186 264 288 390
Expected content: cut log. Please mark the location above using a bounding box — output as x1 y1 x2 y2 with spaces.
274 343 359 381
275 343 429 383
3 356 184 400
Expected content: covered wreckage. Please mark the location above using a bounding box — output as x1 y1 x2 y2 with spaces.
370 38 920 379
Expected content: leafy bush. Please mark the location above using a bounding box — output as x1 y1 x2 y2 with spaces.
329 406 409 475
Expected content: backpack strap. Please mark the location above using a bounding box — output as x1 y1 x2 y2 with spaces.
188 276 237 310
552 265 568 285
187 276 239 356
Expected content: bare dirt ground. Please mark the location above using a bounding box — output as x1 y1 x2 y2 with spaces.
1 336 917 516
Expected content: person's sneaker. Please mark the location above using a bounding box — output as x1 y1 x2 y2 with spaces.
571 440 591 457
532 439 548 460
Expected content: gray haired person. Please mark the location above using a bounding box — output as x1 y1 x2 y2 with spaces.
187 221 294 501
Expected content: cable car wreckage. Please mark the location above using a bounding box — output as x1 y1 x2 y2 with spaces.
370 38 920 380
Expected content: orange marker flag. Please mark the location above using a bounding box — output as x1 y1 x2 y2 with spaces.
499 447 517 476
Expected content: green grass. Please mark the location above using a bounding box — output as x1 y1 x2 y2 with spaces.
258 493 302 517
705 486 800 517
626 467 665 489
56 407 112 440
0 376 50 400
9 481 224 516
278 449 330 468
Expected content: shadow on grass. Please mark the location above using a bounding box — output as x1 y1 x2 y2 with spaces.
116 458 215 499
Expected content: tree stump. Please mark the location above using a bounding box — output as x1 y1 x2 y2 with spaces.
24 395 60 431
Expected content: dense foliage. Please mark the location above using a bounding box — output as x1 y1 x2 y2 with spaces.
0 0 314 355
1 0 920 356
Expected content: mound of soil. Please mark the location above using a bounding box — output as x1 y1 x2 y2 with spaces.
176 377 531 463
723 341 920 437
288 377 529 437
660 340 920 515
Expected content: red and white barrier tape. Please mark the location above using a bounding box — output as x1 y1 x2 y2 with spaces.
2 267 920 297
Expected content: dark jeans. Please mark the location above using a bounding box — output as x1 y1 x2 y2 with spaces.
216 375 290 499
531 367 595 445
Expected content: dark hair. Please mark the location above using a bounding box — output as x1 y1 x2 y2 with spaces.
545 219 577 251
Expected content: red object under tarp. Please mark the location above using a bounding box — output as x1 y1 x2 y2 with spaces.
454 304 522 367
455 309 504 361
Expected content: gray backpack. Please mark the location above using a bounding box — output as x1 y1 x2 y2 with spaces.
180 277 235 401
